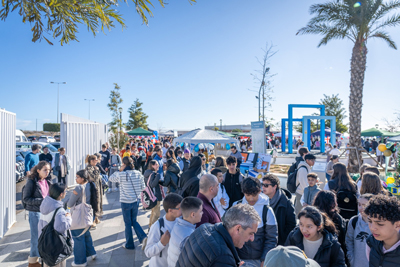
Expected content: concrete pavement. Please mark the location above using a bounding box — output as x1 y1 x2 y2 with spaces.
0 189 157 267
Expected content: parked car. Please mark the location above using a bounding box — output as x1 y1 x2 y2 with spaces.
51 142 61 149
54 135 60 142
27 135 39 141
38 135 56 143
16 142 58 158
16 130 28 142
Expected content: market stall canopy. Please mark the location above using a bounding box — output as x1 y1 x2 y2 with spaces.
235 132 251 137
126 127 153 136
361 128 400 137
159 130 175 136
217 131 235 137
275 130 302 138
388 135 400 142
173 129 239 146
311 129 341 137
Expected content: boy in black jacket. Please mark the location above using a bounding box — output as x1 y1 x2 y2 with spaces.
365 194 400 267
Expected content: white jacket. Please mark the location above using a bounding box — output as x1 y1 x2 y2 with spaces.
167 217 196 267
213 183 229 218
295 161 311 195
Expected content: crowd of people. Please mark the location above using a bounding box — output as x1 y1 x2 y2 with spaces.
21 138 400 267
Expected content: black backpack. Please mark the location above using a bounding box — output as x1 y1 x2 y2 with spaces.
336 189 358 219
175 176 198 197
38 208 73 266
287 165 307 193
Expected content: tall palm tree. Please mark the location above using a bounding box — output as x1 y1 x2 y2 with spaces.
298 0 400 172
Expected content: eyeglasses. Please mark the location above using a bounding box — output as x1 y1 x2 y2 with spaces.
262 183 273 187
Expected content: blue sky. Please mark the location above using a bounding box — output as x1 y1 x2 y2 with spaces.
1 0 399 132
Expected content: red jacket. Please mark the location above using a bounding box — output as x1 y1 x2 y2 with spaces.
196 192 221 228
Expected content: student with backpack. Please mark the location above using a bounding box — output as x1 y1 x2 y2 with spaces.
179 156 203 198
144 193 183 267
285 206 346 267
365 194 400 267
163 158 181 193
324 162 359 219
211 168 229 218
22 161 52 267
345 193 373 267
286 147 309 193
233 177 278 266
144 160 165 229
294 154 316 215
67 170 97 267
167 197 203 267
38 183 71 267
108 157 147 250
107 147 121 193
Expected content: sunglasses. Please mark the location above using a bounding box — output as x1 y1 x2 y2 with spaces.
262 183 273 187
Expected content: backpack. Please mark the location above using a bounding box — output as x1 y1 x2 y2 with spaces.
140 172 158 210
123 151 131 158
175 176 199 197
351 215 358 229
140 150 146 161
336 189 358 219
38 208 73 266
158 217 165 257
286 161 297 177
287 165 307 193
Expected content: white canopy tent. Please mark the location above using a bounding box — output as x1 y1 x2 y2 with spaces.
173 129 240 147
275 130 302 138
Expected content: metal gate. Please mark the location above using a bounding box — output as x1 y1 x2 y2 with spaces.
0 109 16 239
60 114 108 187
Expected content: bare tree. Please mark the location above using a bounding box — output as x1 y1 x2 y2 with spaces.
251 43 277 122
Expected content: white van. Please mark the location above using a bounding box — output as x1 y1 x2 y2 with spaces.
16 130 28 142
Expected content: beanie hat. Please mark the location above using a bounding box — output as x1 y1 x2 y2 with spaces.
264 246 320 267
184 149 190 154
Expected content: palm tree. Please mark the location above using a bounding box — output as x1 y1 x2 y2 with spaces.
297 0 400 172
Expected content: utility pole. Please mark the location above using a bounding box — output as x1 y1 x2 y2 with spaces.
118 107 123 150
36 119 37 132
220 119 222 131
84 99 95 120
262 83 265 122
50 81 66 123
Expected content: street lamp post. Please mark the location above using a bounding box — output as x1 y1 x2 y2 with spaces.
220 119 222 131
84 99 95 120
118 107 123 150
50 81 66 123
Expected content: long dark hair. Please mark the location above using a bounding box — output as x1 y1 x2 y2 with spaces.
298 206 337 235
166 149 177 162
76 170 89 182
123 156 134 170
331 162 356 193
313 190 339 219
49 183 66 200
215 156 227 168
29 161 50 180
148 160 158 171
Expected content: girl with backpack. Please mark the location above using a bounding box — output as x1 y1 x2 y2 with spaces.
107 148 121 193
163 158 181 193
67 170 97 267
23 161 52 267
313 190 348 264
38 183 71 267
285 206 346 267
144 160 165 228
324 162 359 219
85 155 103 225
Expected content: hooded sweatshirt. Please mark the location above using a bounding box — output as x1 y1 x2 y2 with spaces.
345 214 371 267
234 194 278 261
295 161 311 195
39 196 72 238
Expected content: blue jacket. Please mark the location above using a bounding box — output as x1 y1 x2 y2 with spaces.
168 217 196 267
25 152 39 172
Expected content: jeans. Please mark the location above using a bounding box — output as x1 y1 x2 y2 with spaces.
29 211 40 258
71 228 96 264
326 173 331 181
121 202 147 249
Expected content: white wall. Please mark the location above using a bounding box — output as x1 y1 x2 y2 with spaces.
0 109 16 239
60 114 108 187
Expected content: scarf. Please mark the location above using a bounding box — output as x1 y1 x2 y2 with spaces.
269 188 282 209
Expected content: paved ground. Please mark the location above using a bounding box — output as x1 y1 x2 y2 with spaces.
0 188 157 267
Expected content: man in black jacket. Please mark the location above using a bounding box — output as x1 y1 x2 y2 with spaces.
177 204 260 267
223 156 244 208
262 174 296 245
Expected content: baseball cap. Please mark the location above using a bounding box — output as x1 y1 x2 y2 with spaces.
264 246 320 267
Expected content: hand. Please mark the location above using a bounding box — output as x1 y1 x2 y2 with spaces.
26 171 31 176
120 164 126 171
220 198 227 206
239 261 245 266
260 261 264 267
160 230 170 246
65 213 71 217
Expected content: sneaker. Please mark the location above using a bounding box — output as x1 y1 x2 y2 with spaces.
71 262 87 267
122 244 135 250
141 237 148 251
91 254 97 260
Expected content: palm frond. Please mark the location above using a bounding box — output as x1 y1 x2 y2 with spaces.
371 14 400 33
370 30 397 49
371 0 400 24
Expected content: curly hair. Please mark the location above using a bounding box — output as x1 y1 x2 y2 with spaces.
241 177 261 196
364 194 400 223
313 190 339 219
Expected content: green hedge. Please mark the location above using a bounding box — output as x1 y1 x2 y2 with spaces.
43 123 60 132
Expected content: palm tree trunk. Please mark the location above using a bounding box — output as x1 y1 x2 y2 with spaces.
348 40 367 173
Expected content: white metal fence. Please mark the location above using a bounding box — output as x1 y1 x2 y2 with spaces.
0 109 16 239
60 113 108 187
